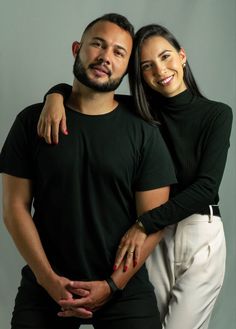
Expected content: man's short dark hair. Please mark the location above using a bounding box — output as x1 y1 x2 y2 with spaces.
83 13 134 39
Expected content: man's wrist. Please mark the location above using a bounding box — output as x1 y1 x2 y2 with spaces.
105 277 123 297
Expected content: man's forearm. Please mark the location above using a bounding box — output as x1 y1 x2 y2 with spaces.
111 187 169 289
2 174 55 285
4 204 55 284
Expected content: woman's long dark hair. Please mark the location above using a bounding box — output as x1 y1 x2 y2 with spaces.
128 24 205 124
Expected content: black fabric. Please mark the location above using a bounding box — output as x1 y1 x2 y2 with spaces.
0 100 176 293
44 84 233 234
11 268 161 328
139 90 232 233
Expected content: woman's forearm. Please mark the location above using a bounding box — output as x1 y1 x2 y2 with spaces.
111 230 164 289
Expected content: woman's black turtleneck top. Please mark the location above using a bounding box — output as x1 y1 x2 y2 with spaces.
46 85 233 234
140 89 232 233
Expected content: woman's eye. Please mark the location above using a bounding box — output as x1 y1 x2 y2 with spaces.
162 54 170 60
141 64 151 71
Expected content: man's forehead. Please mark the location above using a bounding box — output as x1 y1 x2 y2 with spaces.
82 21 132 47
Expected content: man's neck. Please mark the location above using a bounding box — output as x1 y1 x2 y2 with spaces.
66 80 118 115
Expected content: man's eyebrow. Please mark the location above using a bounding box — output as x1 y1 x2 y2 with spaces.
91 37 105 42
91 37 128 54
115 45 128 54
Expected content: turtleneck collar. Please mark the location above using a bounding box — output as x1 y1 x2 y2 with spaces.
153 89 195 108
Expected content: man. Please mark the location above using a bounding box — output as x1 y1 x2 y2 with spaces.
0 13 176 328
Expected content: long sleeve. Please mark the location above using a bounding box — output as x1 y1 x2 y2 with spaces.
44 83 72 102
139 95 233 234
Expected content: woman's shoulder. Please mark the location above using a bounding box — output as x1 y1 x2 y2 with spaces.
198 96 231 112
196 96 232 121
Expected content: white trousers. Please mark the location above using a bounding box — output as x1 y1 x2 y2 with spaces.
146 210 226 329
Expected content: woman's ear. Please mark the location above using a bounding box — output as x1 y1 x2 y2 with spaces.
179 47 187 66
72 41 81 58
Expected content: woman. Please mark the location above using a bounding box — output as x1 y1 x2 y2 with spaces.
38 24 232 329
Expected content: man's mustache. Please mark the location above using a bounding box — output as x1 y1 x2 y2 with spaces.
89 60 112 77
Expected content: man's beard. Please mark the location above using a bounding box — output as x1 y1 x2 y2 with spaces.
73 53 125 92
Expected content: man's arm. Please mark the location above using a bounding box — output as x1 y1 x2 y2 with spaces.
2 174 92 318
111 186 169 287
58 186 169 316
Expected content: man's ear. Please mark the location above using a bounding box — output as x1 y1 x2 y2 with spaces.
72 41 81 58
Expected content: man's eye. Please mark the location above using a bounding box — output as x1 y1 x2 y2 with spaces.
115 50 125 57
91 42 102 47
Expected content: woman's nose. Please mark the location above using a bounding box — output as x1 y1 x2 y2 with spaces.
153 63 166 76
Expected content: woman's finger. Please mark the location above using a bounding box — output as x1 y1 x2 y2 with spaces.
123 248 135 272
114 244 129 270
52 120 60 145
60 113 68 135
44 121 52 144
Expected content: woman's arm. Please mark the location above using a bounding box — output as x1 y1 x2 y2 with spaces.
37 84 72 144
138 105 233 234
57 186 168 317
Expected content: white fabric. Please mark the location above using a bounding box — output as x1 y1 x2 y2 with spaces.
146 212 226 329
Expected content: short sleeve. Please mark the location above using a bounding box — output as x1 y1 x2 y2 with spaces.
0 115 33 178
135 127 177 191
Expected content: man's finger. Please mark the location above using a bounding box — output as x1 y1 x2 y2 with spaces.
58 307 93 318
59 296 89 308
69 288 90 297
67 281 92 290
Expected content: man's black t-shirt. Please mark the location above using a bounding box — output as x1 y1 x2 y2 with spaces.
0 101 176 292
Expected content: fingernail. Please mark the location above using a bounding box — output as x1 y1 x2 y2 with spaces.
124 265 128 272
64 130 68 135
113 265 117 271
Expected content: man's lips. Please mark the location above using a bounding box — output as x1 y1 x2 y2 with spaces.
90 64 111 77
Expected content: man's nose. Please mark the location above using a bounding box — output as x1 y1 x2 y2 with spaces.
97 47 112 64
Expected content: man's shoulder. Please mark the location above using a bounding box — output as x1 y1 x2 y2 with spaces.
115 94 155 127
17 102 44 119
114 93 133 104
115 94 135 114
14 103 44 128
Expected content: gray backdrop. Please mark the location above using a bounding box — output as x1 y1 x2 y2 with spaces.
0 0 235 328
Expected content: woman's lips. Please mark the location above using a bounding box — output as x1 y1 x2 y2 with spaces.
158 75 174 86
